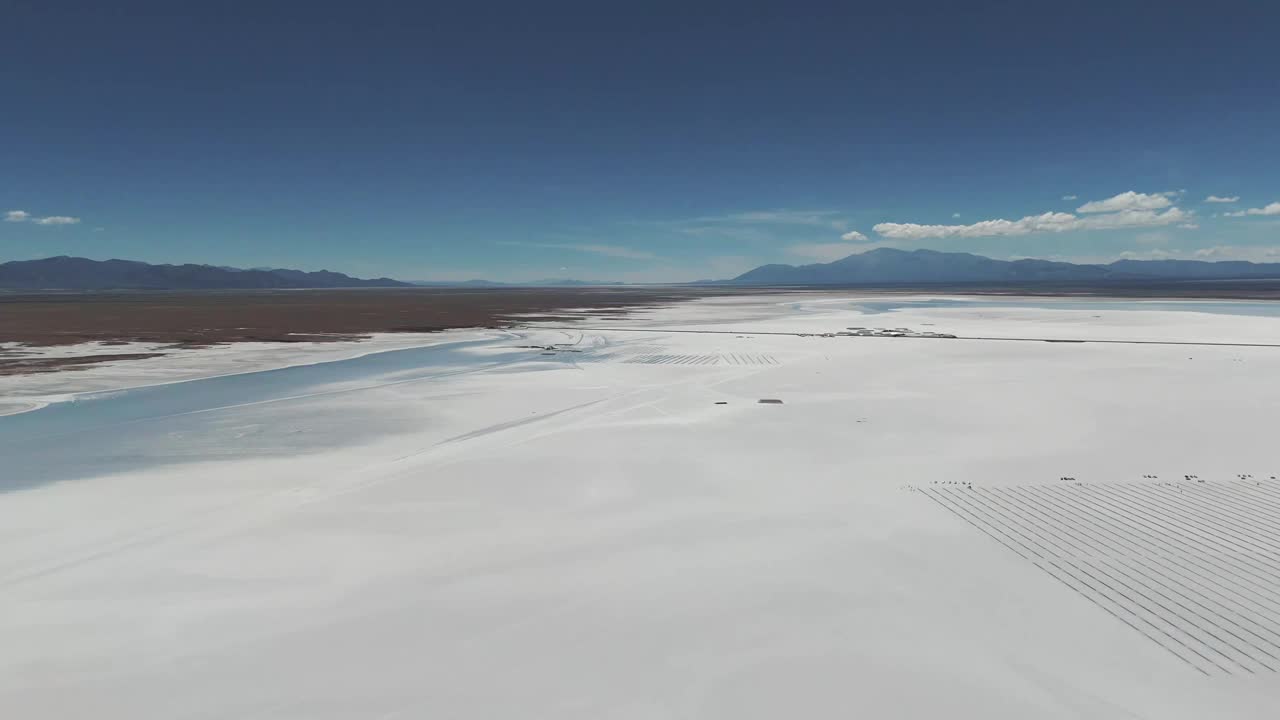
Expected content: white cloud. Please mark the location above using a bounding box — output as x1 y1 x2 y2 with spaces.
1076 191 1172 214
951 212 961 218
1118 248 1182 260
1205 195 1239 203
873 206 1190 240
1179 223 1199 230
1191 245 1280 262
840 230 869 242
6 210 81 225
1062 195 1078 201
1224 201 1280 218
1079 207 1191 230
875 212 1075 240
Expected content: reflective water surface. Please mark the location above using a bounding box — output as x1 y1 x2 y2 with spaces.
0 336 518 490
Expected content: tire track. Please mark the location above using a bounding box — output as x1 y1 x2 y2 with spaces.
923 480 1280 675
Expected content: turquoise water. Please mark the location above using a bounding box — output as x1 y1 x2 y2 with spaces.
0 336 524 490
852 298 1280 318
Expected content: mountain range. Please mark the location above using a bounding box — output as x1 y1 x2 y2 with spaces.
6 250 1280 290
725 248 1280 285
0 256 410 290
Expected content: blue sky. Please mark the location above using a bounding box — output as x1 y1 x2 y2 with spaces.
3 1 1279 282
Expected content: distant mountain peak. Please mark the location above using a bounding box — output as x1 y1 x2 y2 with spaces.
0 256 412 290
727 248 1280 285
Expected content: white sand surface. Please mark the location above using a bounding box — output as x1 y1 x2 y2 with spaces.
2 294 1280 718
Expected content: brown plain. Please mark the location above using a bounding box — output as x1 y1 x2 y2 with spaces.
0 287 729 375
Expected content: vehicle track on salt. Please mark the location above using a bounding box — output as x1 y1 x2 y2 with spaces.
923 480 1280 675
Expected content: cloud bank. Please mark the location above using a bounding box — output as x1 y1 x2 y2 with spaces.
871 192 1191 241
1225 201 1280 218
5 209 81 225
1192 245 1280 262
1075 191 1171 214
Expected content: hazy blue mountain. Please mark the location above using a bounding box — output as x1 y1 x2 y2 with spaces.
0 256 411 290
1105 259 1280 279
728 248 1280 285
